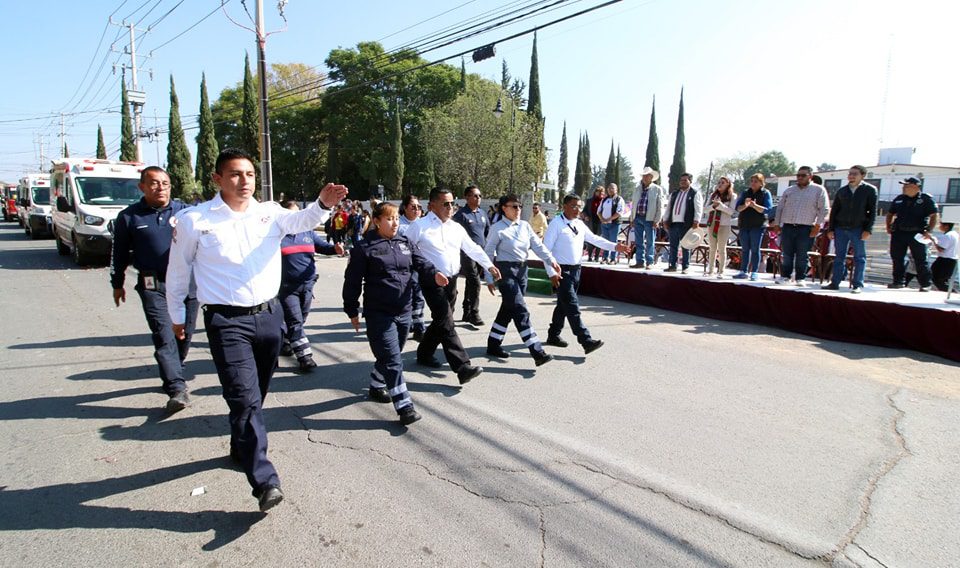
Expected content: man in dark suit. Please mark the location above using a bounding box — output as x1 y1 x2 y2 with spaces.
663 173 703 273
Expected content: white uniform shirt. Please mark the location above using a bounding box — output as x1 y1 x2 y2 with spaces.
936 230 959 260
542 214 618 275
598 195 624 220
166 192 330 324
404 210 494 278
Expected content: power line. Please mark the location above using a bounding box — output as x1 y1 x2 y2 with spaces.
148 0 232 56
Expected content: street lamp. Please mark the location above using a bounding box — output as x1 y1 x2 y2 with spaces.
493 94 516 193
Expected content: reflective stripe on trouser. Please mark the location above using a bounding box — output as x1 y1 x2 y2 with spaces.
279 278 315 361
365 310 413 412
487 262 544 356
136 282 198 395
204 301 283 494
547 264 592 344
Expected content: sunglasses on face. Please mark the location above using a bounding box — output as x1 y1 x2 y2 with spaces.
439 202 454 208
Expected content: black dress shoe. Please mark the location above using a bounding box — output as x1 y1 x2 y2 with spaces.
664 266 678 273
279 344 293 357
411 328 424 342
298 355 317 374
457 364 482 384
416 356 443 369
398 407 422 425
463 315 485 326
166 390 190 412
821 282 840 290
368 387 391 403
545 335 568 348
582 339 604 354
533 353 554 367
257 485 284 512
486 345 510 358
887 283 904 289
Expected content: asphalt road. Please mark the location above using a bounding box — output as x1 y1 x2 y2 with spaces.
0 221 957 567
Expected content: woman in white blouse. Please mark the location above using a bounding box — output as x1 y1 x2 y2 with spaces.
705 176 737 278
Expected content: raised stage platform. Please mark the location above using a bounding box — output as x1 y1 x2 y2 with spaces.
531 260 960 363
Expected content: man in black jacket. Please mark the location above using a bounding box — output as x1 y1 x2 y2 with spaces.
822 165 878 293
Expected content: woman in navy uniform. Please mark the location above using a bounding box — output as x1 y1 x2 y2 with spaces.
343 202 448 425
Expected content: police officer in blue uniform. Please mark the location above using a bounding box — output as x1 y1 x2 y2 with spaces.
484 194 561 366
111 166 197 412
343 202 447 425
885 176 940 291
167 148 348 512
278 200 343 372
452 185 489 325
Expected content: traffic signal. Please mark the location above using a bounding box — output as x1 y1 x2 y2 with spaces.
471 44 496 63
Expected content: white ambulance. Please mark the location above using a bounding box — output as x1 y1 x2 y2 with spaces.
50 158 144 265
17 174 53 238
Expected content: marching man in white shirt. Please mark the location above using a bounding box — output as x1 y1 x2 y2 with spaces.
404 188 501 384
543 194 629 353
166 148 347 512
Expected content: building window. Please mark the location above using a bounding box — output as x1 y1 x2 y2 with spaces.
948 179 960 203
865 178 882 193
824 179 841 198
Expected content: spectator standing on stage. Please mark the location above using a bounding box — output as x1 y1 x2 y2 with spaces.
484 194 561 366
530 202 548 239
586 186 605 261
772 166 829 286
166 148 348 512
278 200 343 373
543 194 629 353
664 173 703 274
885 176 939 291
932 222 959 291
452 185 490 325
733 174 773 281
628 167 666 269
343 202 448 425
405 188 501 384
822 165 878 293
398 194 427 341
704 176 737 278
111 166 198 412
597 183 625 264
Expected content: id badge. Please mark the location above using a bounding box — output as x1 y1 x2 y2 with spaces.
143 275 157 290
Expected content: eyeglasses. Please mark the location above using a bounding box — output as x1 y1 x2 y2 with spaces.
409 204 422 209
566 203 583 210
439 202 455 208
147 181 171 188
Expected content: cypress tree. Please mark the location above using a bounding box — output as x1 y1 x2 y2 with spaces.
119 84 137 162
96 125 107 159
240 52 260 162
166 75 194 200
387 99 404 198
572 133 583 196
195 73 220 199
460 58 467 93
579 132 592 196
63 142 69 158
526 32 542 120
501 60 510 91
557 121 569 192
604 139 616 185
615 146 622 189
644 96 660 173
668 88 686 191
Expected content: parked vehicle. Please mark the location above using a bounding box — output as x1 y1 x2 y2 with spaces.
17 174 53 238
50 158 143 265
1 184 19 222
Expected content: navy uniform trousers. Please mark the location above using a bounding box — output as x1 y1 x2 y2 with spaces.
891 230 933 287
136 280 198 396
279 277 316 362
547 264 594 345
410 275 426 334
418 276 470 372
365 310 414 413
487 262 546 357
203 299 283 495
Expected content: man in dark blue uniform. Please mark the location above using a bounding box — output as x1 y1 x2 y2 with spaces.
452 185 489 325
111 166 198 412
278 200 342 372
885 176 940 291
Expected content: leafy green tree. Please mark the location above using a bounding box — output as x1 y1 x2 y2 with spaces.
696 153 756 192
644 96 660 173
743 150 796 195
386 99 404 197
96 125 107 159
166 75 194 200
604 140 616 185
618 152 637 193
460 58 467 93
817 162 836 172
527 33 542 120
667 88 685 191
557 121 569 191
240 52 260 162
195 73 220 199
120 84 137 162
500 60 526 109
591 164 606 190
578 132 592 196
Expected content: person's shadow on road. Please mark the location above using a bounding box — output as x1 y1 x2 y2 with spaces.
0 457 264 550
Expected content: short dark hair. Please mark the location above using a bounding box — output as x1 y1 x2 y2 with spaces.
850 165 867 176
279 199 296 209
215 148 255 174
139 165 168 183
533 202 541 207
498 194 520 207
811 175 823 185
400 194 419 209
798 165 813 174
562 193 581 205
429 187 453 202
942 222 955 231
372 201 398 219
680 173 693 181
464 185 479 197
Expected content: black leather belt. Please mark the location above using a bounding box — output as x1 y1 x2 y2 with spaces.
782 223 812 228
203 298 277 317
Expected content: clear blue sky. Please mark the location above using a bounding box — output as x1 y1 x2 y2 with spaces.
2 0 957 185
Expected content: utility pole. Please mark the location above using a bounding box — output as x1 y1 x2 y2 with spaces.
111 18 149 162
59 113 65 158
154 109 161 166
255 0 274 201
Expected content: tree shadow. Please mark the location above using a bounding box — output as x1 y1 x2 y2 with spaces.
0 457 264 550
